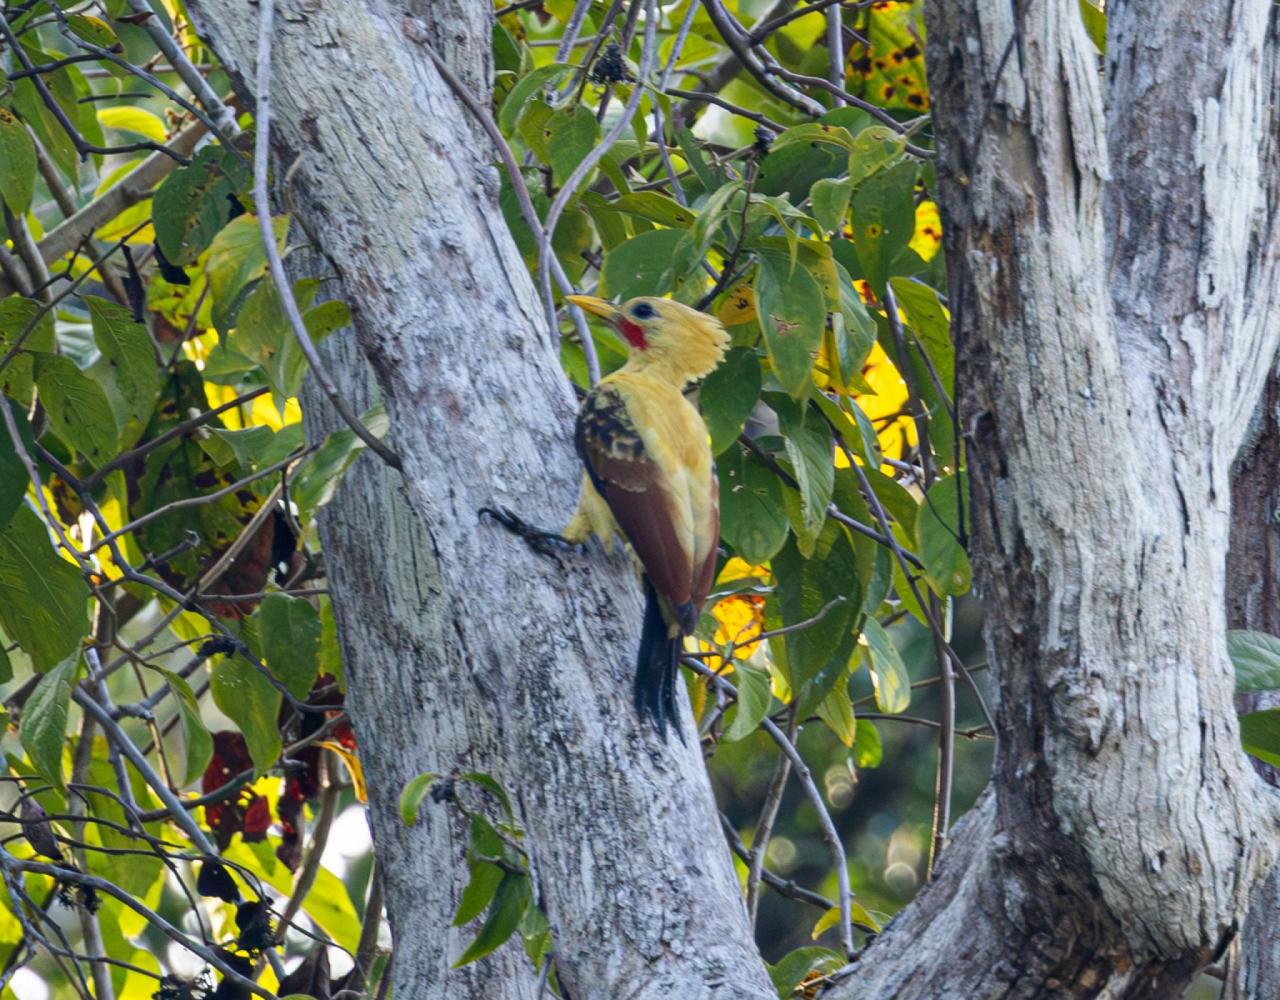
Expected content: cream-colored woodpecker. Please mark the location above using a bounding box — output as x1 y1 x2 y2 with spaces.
563 295 729 737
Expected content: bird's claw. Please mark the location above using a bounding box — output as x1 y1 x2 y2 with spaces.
480 506 576 561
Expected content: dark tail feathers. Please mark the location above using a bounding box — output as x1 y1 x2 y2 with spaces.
635 579 684 741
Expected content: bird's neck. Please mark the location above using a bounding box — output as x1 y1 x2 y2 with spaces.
622 345 721 386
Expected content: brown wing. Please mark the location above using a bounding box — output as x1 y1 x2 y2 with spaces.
691 469 719 616
576 383 695 625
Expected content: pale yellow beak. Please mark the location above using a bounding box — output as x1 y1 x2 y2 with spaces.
565 294 622 322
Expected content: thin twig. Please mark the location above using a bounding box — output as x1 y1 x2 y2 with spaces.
123 0 241 138
538 0 662 384
687 660 855 958
745 703 796 924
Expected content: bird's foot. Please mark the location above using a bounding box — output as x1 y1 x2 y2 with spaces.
480 506 578 561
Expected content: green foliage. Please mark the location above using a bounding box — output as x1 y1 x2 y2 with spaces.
1228 630 1280 693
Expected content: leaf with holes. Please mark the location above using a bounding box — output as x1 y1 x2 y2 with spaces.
755 253 825 398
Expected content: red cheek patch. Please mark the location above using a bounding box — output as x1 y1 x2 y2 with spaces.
617 317 648 350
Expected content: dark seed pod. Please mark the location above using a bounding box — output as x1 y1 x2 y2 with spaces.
590 42 634 84
196 858 241 903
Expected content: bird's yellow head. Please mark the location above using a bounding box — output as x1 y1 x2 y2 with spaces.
566 295 729 384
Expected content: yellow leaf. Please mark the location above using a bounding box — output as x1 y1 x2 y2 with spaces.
908 200 942 262
96 106 169 144
319 740 367 802
715 284 757 326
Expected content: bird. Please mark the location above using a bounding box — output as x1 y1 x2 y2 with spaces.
559 295 729 738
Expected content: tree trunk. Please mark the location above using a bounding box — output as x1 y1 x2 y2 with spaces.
184 2 773 997
1223 365 1280 998
823 1 1280 996
184 0 1280 996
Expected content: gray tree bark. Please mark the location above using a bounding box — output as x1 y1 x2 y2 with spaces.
184 2 771 997
184 0 1280 997
824 1 1280 996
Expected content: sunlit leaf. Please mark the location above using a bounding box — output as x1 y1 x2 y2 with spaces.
862 618 910 714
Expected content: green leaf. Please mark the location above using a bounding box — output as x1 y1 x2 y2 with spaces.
889 277 953 393
258 594 321 700
811 177 853 235
399 772 438 826
96 106 167 143
0 504 88 670
459 771 515 820
206 214 288 332
1079 0 1107 53
916 472 971 597
862 465 918 534
0 399 32 532
318 597 343 689
690 180 745 257
772 522 859 697
848 160 917 300
546 105 600 187
0 296 55 403
0 646 11 685
767 946 843 998
65 14 119 49
161 669 213 787
453 861 504 927
210 655 282 772
86 296 160 436
755 252 825 398
719 444 789 564
601 192 697 229
453 871 531 967
676 125 723 194
36 355 118 463
862 618 910 714
291 411 385 517
853 718 883 768
816 673 856 746
701 348 762 455
600 228 686 301
209 425 275 471
833 265 877 390
1240 709 1280 768
770 122 859 155
812 901 881 938
1228 630 1280 693
226 840 361 951
846 124 908 187
21 654 79 791
775 396 835 557
11 57 75 179
0 107 36 216
152 142 251 266
498 64 572 135
723 664 772 742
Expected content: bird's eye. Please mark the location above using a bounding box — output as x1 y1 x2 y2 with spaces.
631 302 656 319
